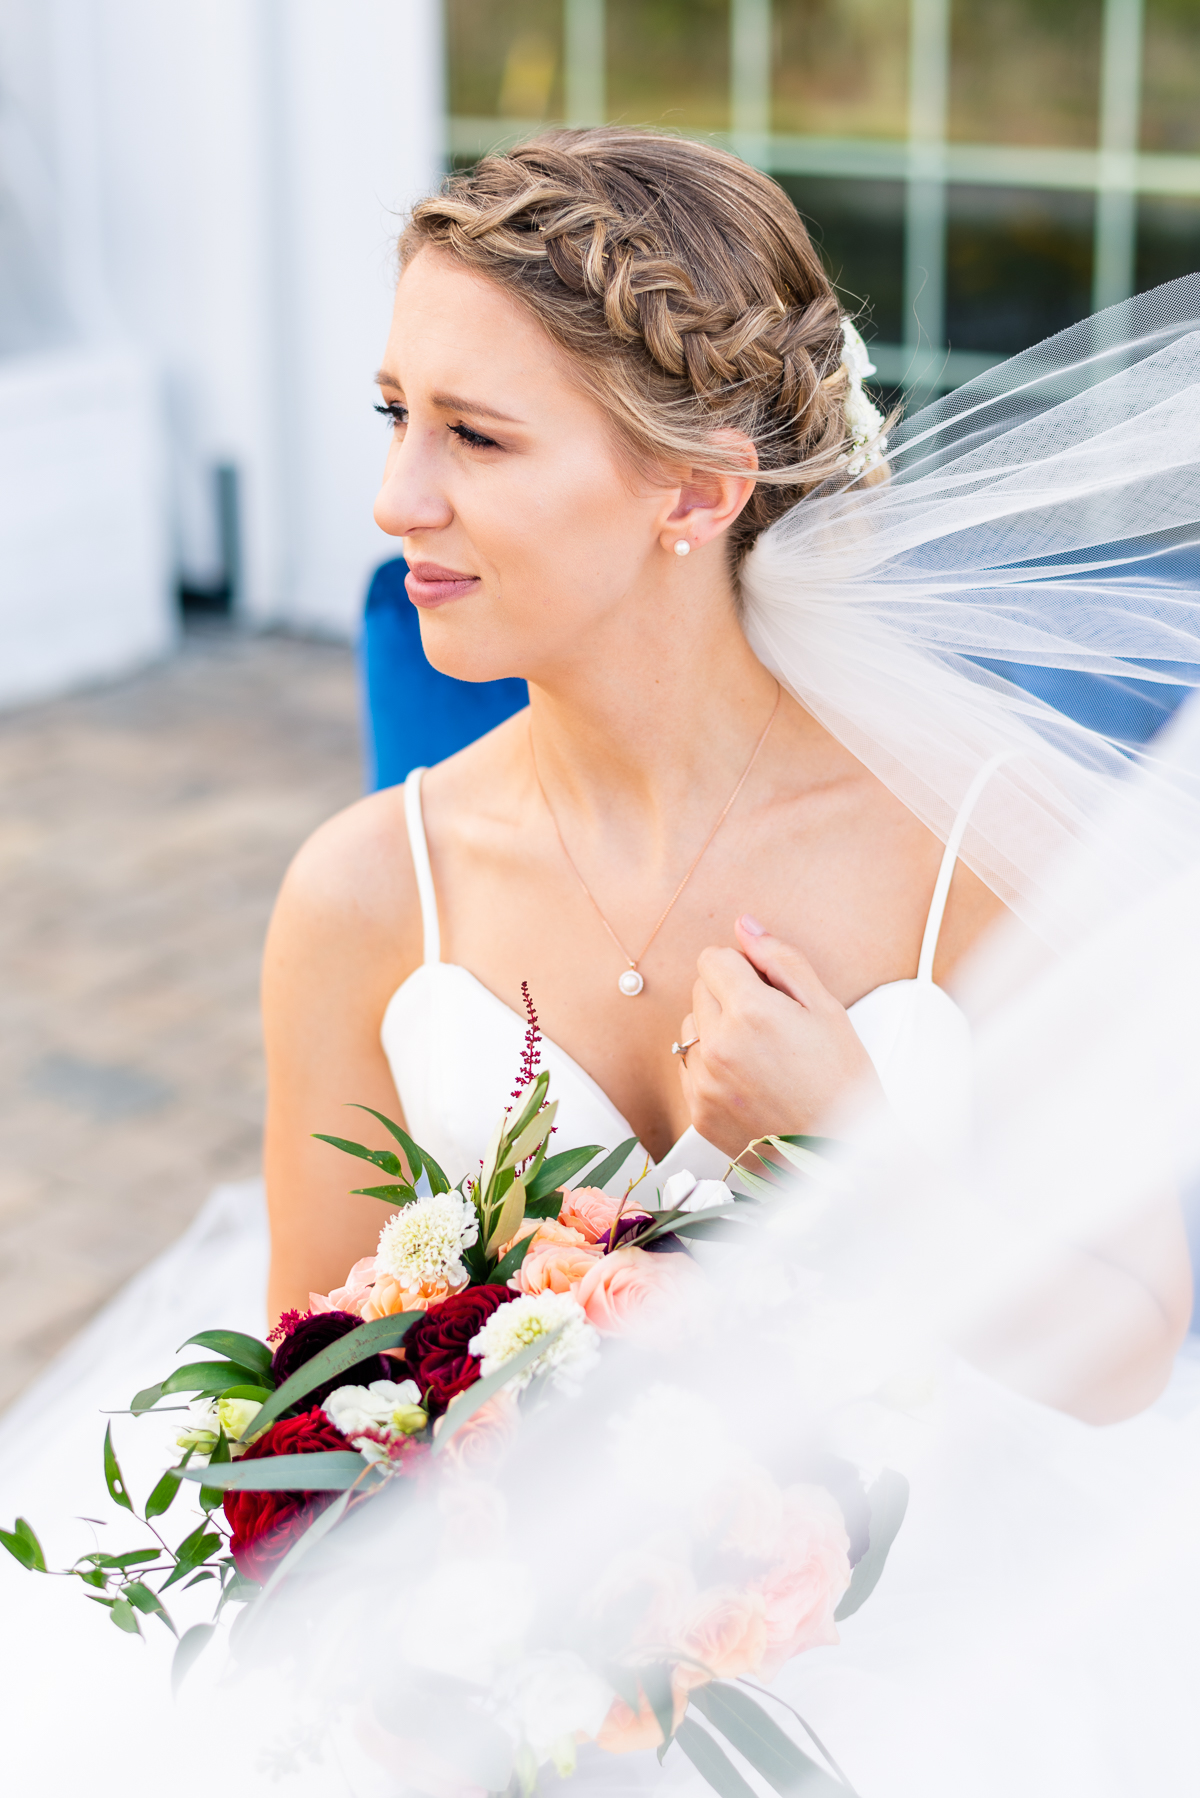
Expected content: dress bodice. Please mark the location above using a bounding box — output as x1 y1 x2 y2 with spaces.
381 768 981 1190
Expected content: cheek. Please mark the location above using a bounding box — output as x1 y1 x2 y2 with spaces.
481 454 651 611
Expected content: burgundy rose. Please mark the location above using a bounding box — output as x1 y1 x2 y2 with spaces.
403 1285 517 1415
223 1407 351 1582
270 1309 392 1411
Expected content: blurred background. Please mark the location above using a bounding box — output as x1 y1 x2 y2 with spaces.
1 0 1197 1404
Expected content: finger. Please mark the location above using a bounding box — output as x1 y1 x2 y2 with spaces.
734 915 828 1007
694 943 766 1011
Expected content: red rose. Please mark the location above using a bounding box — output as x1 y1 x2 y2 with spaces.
403 1285 517 1415
223 1407 350 1582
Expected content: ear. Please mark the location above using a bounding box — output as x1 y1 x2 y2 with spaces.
657 430 758 557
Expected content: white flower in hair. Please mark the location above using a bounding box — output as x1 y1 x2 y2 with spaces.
840 317 888 476
469 1290 599 1394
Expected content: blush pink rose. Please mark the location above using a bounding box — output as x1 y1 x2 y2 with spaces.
556 1187 648 1247
310 1255 377 1318
752 1484 852 1678
674 1586 769 1689
575 1245 702 1337
594 1683 688 1755
432 1390 519 1475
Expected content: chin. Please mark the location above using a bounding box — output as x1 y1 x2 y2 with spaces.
415 608 524 686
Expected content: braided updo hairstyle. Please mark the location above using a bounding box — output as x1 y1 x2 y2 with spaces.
400 128 873 574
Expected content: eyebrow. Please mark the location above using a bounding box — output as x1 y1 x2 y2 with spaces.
373 372 524 426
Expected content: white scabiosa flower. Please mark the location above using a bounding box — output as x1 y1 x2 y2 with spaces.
840 317 888 475
375 1192 479 1301
469 1290 599 1394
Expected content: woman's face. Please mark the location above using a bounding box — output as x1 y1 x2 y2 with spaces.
373 249 692 686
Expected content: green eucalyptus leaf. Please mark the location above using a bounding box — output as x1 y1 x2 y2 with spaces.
161 1531 223 1591
241 1312 421 1441
489 1230 537 1287
124 1582 177 1636
85 1547 161 1571
78 1566 108 1588
103 1424 134 1513
351 1182 419 1205
640 1663 677 1752
348 1104 451 1195
176 1452 370 1492
199 1429 231 1513
160 1360 262 1399
312 1134 403 1178
689 1683 843 1794
130 1381 165 1415
145 1448 193 1521
177 1331 273 1376
834 1468 910 1622
673 1718 756 1798
172 1623 216 1696
575 1136 639 1194
525 1144 605 1205
0 1517 46 1572
109 1598 141 1636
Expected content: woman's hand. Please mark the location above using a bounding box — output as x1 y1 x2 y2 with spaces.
676 915 884 1157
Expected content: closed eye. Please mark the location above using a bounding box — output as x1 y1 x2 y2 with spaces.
449 421 499 450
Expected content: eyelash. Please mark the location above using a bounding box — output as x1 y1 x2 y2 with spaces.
373 403 498 451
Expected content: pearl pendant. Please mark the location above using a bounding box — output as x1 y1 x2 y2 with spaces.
618 968 644 997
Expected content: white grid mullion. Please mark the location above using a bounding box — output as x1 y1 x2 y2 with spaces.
730 0 772 166
1093 0 1145 309
904 0 951 385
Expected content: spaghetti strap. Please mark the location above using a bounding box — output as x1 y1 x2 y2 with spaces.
403 768 441 965
917 750 1015 982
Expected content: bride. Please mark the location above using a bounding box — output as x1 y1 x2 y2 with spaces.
263 127 1190 1426
3 127 1200 1798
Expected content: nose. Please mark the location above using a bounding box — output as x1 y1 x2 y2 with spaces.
373 426 454 541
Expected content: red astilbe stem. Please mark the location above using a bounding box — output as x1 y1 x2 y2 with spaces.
512 979 543 1100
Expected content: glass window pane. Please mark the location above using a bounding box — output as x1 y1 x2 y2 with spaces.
607 0 730 131
1141 0 1200 153
945 186 1094 353
447 0 564 121
771 0 909 139
1137 198 1200 292
775 175 906 341
948 0 1103 148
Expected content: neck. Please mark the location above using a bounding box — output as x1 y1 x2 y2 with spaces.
524 565 783 833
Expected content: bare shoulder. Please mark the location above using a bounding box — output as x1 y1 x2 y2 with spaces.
265 783 421 1010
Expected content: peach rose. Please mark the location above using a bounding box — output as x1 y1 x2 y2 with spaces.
594 1682 688 1755
309 1254 378 1318
752 1484 852 1677
674 1586 768 1689
362 1269 469 1319
556 1187 648 1247
432 1390 519 1476
575 1245 702 1337
515 1237 603 1296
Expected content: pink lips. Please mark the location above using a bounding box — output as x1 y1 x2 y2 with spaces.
405 560 480 607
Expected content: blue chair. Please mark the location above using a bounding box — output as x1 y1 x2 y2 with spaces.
358 557 528 791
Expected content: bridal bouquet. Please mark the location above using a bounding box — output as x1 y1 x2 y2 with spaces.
3 996 906 1795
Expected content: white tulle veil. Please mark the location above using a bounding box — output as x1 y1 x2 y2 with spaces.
741 273 1200 951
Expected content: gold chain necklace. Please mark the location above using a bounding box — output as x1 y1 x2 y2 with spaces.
530 683 781 997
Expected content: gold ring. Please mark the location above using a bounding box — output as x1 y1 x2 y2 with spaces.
671 1036 700 1064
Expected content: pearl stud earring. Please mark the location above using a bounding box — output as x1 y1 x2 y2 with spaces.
673 538 691 557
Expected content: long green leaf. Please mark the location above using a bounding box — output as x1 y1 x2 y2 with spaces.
176 1452 370 1491
575 1135 639 1194
503 1100 558 1172
348 1104 451 1195
834 1468 909 1622
241 1312 420 1441
525 1144 604 1205
82 1548 160 1572
432 1328 563 1457
172 1623 216 1697
312 1134 403 1178
160 1523 223 1591
641 1663 677 1752
489 1230 537 1287
145 1449 192 1520
199 1428 231 1513
160 1359 263 1399
130 1381 165 1415
103 1424 133 1513
504 1072 551 1150
177 1331 273 1376
674 1718 757 1798
690 1684 844 1794
352 1182 419 1205
125 1581 177 1636
485 1174 527 1258
0 1517 45 1572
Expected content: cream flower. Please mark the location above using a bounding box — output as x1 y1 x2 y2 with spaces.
374 1192 479 1304
468 1290 599 1394
840 317 888 474
323 1378 426 1447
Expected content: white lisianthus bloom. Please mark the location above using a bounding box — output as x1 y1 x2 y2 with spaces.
661 1170 731 1214
175 1399 220 1459
497 1652 613 1778
216 1395 264 1442
376 1192 479 1295
323 1378 425 1442
469 1290 599 1394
